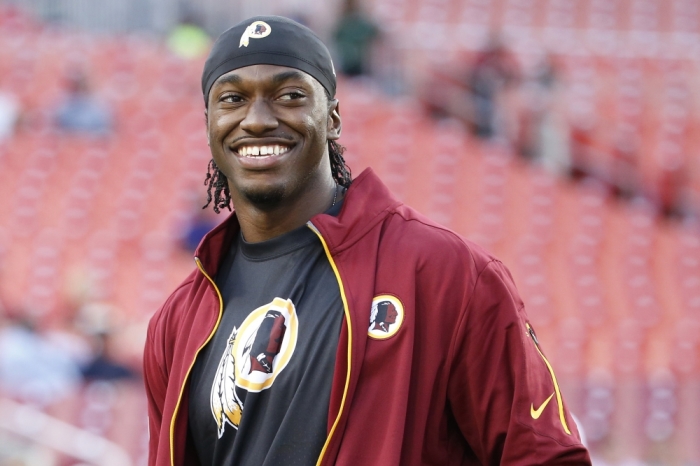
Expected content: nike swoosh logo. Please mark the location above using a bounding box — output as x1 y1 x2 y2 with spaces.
530 393 555 419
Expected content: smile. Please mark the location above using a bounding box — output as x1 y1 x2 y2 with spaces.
235 144 292 157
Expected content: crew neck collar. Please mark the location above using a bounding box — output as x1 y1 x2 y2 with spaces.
239 197 344 260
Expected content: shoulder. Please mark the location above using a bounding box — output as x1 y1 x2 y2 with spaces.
146 269 198 343
381 202 496 274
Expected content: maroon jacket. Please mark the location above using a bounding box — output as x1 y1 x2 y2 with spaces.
144 168 592 465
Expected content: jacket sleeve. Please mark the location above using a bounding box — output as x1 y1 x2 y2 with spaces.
143 309 169 466
447 260 592 465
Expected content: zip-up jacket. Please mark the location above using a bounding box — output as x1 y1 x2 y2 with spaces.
144 168 592 465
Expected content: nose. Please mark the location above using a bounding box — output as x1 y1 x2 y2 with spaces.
240 99 278 134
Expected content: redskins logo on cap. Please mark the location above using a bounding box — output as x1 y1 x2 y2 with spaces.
239 20 272 47
368 295 404 339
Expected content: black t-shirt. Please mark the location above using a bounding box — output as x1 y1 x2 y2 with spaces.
188 207 344 466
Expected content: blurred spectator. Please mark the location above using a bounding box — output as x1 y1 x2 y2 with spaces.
180 206 220 252
81 332 137 381
72 301 137 381
332 0 379 77
166 12 212 60
465 36 520 140
654 149 691 219
518 54 571 175
54 70 113 136
417 51 472 121
0 310 82 406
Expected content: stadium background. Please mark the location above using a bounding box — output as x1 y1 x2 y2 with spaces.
1 0 700 464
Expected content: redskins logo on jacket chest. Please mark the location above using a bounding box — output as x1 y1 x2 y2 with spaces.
368 295 404 339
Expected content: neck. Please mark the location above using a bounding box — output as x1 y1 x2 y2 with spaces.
234 178 339 243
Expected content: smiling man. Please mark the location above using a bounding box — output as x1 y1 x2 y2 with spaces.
144 16 591 466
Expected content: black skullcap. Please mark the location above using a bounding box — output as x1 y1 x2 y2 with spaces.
201 16 336 103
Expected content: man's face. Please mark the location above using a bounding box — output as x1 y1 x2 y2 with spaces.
384 304 398 324
206 64 340 209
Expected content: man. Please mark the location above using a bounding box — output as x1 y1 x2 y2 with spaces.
55 70 112 136
144 16 592 466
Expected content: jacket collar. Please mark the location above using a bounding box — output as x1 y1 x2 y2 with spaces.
194 167 401 273
309 168 402 254
193 209 239 277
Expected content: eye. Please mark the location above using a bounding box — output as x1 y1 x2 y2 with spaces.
278 91 305 101
221 94 243 103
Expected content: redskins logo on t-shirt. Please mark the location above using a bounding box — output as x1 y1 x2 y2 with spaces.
210 297 298 437
368 295 404 339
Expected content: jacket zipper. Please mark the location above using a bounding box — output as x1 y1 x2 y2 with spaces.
526 322 571 435
307 222 353 466
169 257 225 466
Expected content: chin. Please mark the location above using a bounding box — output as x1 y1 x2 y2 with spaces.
241 185 286 210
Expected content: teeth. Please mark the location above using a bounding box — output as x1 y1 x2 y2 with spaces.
237 144 291 157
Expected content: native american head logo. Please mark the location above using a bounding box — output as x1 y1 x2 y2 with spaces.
209 298 298 437
239 20 272 47
247 310 286 374
368 295 404 339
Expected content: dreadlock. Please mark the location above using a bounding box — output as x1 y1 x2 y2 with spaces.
203 159 232 214
328 140 353 188
202 141 352 213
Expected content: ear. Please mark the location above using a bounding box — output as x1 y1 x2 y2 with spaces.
204 108 210 146
327 99 341 141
